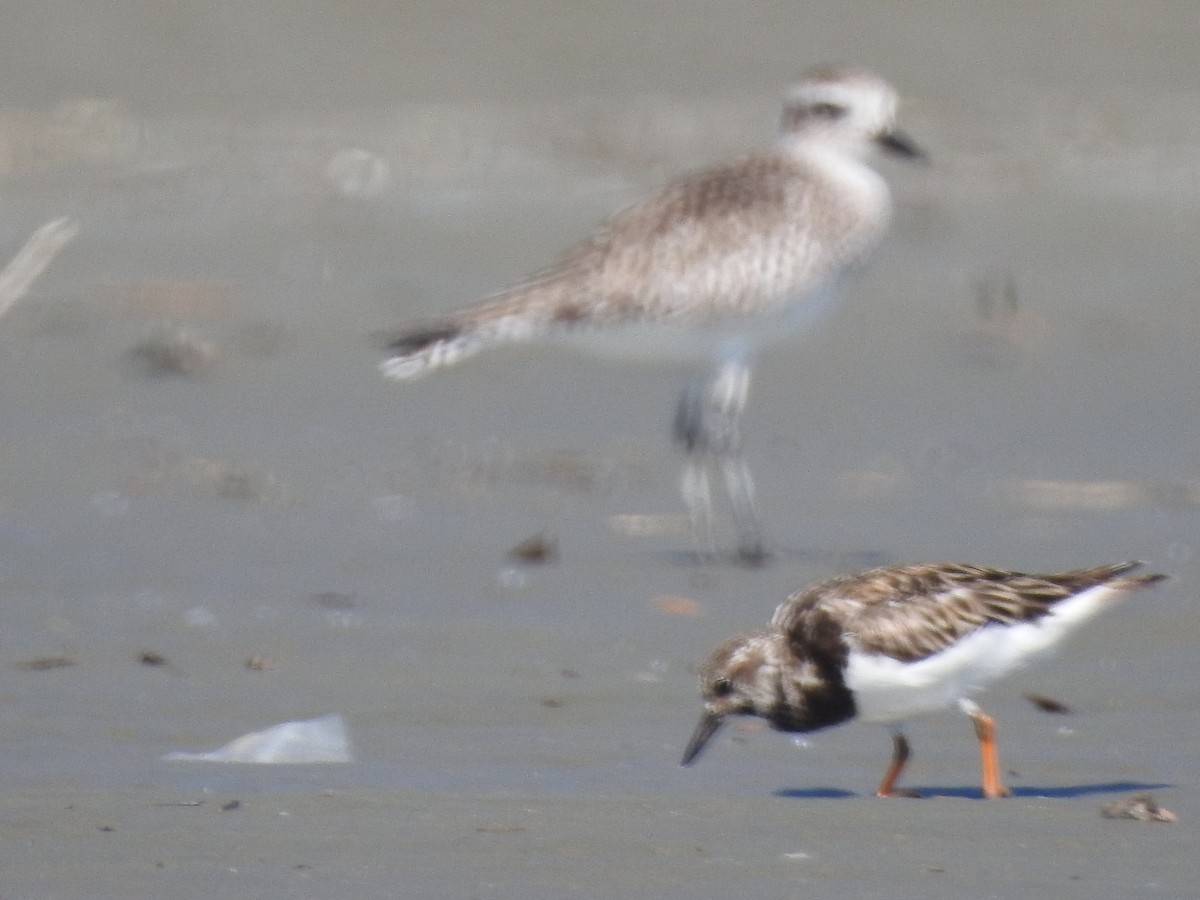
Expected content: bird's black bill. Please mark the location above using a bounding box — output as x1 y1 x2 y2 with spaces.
680 710 724 766
876 129 925 161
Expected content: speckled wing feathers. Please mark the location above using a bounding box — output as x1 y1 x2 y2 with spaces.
452 153 878 331
773 562 1152 664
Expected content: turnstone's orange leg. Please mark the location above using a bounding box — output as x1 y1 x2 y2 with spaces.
963 701 1012 799
876 732 921 798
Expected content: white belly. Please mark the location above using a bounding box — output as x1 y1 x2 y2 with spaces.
844 582 1121 724
557 281 843 367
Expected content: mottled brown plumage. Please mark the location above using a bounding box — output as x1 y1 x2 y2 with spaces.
382 66 916 373
446 154 883 336
683 561 1166 798
774 561 1151 663
381 65 921 562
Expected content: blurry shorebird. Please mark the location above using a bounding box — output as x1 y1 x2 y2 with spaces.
381 64 922 563
681 561 1165 797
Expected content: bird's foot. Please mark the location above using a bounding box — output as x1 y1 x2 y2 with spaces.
734 541 771 567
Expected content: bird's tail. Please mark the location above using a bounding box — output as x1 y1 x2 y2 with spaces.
1110 570 1170 593
1032 562 1166 644
379 276 588 381
380 323 491 381
1047 561 1167 595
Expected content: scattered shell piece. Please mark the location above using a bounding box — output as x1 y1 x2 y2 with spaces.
1003 478 1144 511
651 595 705 617
1001 478 1200 512
130 325 220 378
245 654 279 671
1023 692 1073 714
606 514 689 537
1101 793 1177 823
163 714 352 764
509 532 558 565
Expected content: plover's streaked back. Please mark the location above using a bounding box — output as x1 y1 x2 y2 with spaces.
681 561 1165 798
381 64 922 563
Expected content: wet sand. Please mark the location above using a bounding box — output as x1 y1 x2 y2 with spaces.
1 2 1198 897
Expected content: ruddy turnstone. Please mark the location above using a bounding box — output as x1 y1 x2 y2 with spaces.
681 561 1165 797
381 64 922 563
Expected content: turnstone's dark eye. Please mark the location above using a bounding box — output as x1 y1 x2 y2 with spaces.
712 677 733 697
810 102 846 120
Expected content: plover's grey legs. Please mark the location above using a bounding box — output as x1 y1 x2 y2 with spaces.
718 452 764 563
680 458 717 559
673 360 765 563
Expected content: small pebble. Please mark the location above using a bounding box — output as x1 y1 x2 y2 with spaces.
508 533 558 565
1023 692 1073 714
130 325 219 378
14 654 76 671
651 595 704 617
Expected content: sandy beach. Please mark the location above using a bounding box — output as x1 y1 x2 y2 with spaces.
0 2 1197 896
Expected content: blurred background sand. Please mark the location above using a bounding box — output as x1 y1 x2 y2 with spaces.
0 2 1197 897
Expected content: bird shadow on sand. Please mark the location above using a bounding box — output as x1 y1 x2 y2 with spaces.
774 781 1173 800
